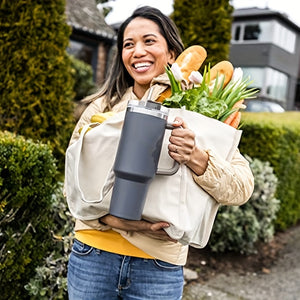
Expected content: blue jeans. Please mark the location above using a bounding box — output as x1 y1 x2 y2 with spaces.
67 239 184 300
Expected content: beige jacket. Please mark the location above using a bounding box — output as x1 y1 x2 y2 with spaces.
68 74 254 265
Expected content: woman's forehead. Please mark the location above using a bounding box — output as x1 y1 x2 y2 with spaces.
123 17 161 38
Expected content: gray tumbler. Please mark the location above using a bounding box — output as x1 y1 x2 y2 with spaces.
109 99 178 220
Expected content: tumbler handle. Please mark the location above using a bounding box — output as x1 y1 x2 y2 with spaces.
156 122 180 176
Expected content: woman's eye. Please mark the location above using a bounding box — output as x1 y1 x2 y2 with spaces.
145 38 155 45
123 42 133 48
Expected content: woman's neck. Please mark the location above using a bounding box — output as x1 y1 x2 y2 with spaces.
133 84 150 100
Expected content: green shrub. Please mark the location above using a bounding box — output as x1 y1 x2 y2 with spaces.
0 131 58 300
209 156 280 254
69 55 97 102
25 182 74 300
0 0 75 170
239 112 300 230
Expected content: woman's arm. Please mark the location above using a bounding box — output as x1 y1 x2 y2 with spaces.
168 117 254 206
192 149 254 205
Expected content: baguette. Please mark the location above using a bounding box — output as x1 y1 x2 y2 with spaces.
175 45 207 82
206 60 234 88
156 45 207 103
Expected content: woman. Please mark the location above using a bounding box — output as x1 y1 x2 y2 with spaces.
67 6 254 300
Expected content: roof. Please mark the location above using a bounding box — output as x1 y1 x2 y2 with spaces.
233 7 284 18
233 7 300 32
66 0 116 40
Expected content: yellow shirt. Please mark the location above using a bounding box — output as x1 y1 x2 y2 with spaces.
75 229 154 259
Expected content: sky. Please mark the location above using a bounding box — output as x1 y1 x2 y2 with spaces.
103 0 300 27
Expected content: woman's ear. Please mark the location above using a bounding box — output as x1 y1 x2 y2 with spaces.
168 50 176 65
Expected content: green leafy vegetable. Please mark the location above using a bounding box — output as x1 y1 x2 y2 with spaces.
163 65 258 122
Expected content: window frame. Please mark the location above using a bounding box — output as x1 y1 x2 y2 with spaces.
241 66 289 103
231 20 296 53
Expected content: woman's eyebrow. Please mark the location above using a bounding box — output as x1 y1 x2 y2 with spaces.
143 33 158 38
123 37 133 43
123 33 158 43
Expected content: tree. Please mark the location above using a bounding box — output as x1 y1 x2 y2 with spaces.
0 0 75 169
96 0 115 17
172 0 233 67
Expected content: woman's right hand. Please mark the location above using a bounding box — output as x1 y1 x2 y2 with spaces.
99 214 177 242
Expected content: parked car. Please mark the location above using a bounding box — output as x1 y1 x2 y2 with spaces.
244 100 285 112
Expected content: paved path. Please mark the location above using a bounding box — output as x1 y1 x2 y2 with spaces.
183 224 300 300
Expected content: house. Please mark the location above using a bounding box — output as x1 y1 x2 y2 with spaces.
230 7 300 110
65 0 116 85
65 4 300 110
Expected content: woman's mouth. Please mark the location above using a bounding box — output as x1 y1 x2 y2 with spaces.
133 62 152 72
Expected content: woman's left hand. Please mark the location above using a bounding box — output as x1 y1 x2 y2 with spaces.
99 215 177 242
168 117 196 165
168 117 209 176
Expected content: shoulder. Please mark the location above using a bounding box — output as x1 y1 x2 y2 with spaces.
69 96 107 145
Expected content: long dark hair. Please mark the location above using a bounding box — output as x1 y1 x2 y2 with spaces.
82 6 184 111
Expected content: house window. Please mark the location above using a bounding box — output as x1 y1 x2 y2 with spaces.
243 24 261 40
232 20 296 53
273 22 296 53
68 40 96 66
232 22 272 43
234 25 241 41
242 67 288 102
265 68 288 101
241 67 264 92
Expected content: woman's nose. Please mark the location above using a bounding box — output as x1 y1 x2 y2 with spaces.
133 43 147 57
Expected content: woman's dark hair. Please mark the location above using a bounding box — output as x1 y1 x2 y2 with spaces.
83 6 184 111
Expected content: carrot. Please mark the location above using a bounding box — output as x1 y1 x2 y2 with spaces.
224 110 239 125
156 88 172 103
232 99 244 108
223 99 244 128
229 111 241 128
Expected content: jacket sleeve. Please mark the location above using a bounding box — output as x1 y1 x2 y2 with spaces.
192 149 254 206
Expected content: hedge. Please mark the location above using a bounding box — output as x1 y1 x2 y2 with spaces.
0 131 58 300
0 0 75 170
239 112 300 230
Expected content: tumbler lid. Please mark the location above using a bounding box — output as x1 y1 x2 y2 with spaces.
127 100 169 120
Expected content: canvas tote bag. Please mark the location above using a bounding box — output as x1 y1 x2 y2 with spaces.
65 108 242 248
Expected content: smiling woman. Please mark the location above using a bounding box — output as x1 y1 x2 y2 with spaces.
65 6 254 300
121 17 175 98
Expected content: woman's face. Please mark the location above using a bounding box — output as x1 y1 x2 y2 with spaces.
122 17 175 98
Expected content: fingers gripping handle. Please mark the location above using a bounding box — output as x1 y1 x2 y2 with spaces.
156 122 180 176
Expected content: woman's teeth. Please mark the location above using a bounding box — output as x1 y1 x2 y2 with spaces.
134 62 151 69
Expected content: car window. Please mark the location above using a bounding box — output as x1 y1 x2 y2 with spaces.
245 101 285 112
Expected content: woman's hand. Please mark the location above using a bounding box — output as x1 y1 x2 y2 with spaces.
168 117 209 176
99 215 177 242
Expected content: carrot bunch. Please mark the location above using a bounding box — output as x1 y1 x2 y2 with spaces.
160 46 258 128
